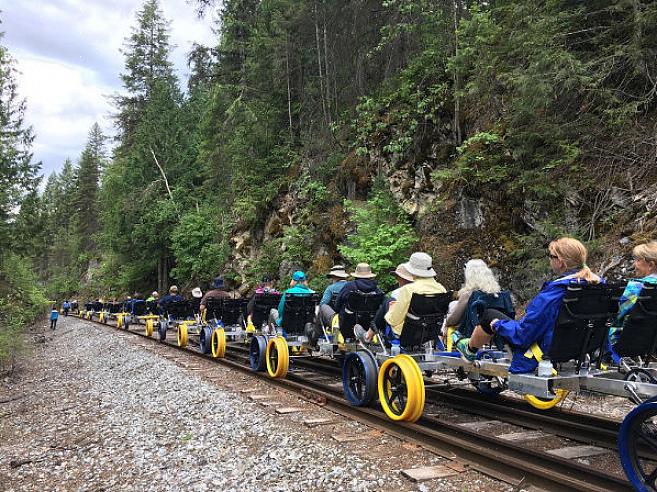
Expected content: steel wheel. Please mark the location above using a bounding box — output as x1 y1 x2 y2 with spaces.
619 401 657 492
145 319 154 337
625 369 657 405
342 352 378 407
250 336 267 371
266 337 289 379
378 355 425 422
211 327 226 358
177 323 188 348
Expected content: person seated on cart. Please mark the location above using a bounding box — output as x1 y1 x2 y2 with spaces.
444 259 514 338
320 265 349 308
453 237 601 374
356 253 446 344
190 287 203 313
269 271 315 329
246 274 280 318
158 285 184 314
199 276 232 314
372 263 414 334
608 241 657 361
146 291 159 302
310 263 381 345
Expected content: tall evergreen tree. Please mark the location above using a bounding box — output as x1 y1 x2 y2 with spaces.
0 31 39 250
76 123 105 256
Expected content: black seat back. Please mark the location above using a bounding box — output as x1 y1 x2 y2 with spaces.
340 290 385 340
206 298 247 326
251 293 282 328
93 301 103 312
108 302 123 314
613 283 657 359
166 300 194 320
85 302 94 311
399 292 452 349
547 283 622 365
132 300 146 316
145 300 159 315
281 293 320 336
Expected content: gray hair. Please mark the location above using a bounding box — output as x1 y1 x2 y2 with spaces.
459 259 501 295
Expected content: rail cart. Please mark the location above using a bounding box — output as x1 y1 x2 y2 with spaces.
341 282 657 491
200 298 248 357
249 293 320 377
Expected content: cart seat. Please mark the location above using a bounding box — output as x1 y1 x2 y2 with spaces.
547 283 623 368
281 293 320 336
340 290 385 341
251 293 282 329
399 292 453 349
613 283 657 359
206 298 247 326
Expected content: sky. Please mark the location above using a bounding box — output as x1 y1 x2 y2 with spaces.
1 0 217 179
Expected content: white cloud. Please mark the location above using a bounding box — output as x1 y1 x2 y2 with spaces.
1 0 218 177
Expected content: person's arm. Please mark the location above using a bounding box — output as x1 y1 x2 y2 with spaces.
495 284 564 348
276 293 286 324
445 291 471 327
320 286 333 305
335 284 350 313
385 286 411 328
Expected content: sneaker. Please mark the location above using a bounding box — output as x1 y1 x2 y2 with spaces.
354 325 368 344
454 336 477 363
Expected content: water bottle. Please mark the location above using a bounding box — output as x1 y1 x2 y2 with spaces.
391 343 401 356
538 357 553 377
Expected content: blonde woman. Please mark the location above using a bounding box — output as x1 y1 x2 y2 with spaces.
444 259 513 337
453 237 601 374
609 241 657 353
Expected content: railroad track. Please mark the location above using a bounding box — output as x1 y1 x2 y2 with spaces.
77 314 637 492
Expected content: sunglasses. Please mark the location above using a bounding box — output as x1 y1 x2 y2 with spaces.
547 253 559 260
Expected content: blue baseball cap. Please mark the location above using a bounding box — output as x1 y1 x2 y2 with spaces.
292 271 306 281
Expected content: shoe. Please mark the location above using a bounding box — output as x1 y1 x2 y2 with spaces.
354 325 368 344
454 336 477 363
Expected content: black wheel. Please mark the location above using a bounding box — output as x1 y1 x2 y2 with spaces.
625 369 657 405
199 326 213 354
342 352 378 407
619 401 657 491
158 321 167 341
250 335 267 371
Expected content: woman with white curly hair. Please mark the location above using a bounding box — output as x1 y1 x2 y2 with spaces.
444 259 513 337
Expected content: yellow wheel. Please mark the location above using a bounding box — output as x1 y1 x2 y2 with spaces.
211 328 226 358
99 313 105 324
378 354 425 422
524 390 569 410
145 319 154 337
245 317 256 334
177 323 188 347
117 314 123 329
266 337 289 379
291 346 305 355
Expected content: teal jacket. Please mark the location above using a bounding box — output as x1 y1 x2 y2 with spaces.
277 284 315 325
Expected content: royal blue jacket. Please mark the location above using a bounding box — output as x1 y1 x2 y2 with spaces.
496 273 600 373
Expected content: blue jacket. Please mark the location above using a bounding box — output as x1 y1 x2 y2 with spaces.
335 278 382 315
50 310 59 320
461 290 514 337
496 273 598 374
320 281 347 307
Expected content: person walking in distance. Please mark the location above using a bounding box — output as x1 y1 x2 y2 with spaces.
50 305 59 330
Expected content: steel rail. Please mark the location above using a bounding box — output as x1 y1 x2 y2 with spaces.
81 316 634 492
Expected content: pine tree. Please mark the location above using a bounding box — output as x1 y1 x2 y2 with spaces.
0 31 39 250
76 123 105 255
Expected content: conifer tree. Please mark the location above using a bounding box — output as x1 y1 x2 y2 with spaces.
76 123 105 255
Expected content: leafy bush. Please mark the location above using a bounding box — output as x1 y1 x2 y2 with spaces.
339 179 418 290
0 254 48 367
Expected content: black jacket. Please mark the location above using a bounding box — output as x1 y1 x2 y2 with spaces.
335 278 381 314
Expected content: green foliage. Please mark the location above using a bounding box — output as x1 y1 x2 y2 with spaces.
0 254 48 365
339 180 418 290
170 209 233 283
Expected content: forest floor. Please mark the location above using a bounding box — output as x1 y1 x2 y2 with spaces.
0 317 520 492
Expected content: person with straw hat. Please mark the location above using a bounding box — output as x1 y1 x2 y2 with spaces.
320 265 349 307
333 263 382 315
370 263 415 337
356 252 446 343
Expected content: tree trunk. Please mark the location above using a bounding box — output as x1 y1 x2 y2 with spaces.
323 6 332 125
286 37 293 141
314 2 327 126
453 0 462 145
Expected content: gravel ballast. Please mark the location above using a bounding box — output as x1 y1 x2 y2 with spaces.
0 318 518 491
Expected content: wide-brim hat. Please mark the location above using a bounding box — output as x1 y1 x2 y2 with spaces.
350 263 376 279
326 265 349 279
390 264 414 283
402 252 436 278
191 287 203 298
212 277 224 289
